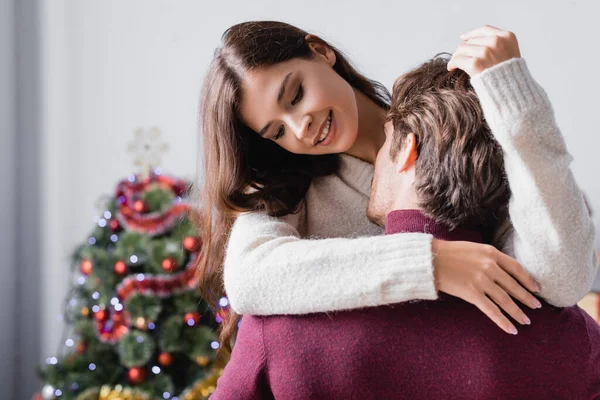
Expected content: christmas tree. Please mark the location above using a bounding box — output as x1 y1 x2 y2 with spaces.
36 129 229 400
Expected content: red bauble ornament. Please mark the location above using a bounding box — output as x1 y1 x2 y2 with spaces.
174 183 187 196
94 309 108 322
158 352 173 367
183 312 201 326
128 367 146 385
75 341 87 354
109 219 122 232
161 258 177 273
80 259 93 276
133 199 146 213
114 260 127 276
112 311 123 323
183 236 200 252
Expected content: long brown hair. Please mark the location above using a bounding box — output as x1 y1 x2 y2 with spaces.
191 21 390 352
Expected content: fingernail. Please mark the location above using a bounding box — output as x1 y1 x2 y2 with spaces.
533 281 542 293
533 299 542 309
509 326 518 335
522 315 531 325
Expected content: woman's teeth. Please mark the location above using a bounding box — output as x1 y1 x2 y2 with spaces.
318 113 332 143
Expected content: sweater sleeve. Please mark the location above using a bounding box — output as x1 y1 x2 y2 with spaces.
224 211 437 315
210 316 274 400
471 58 598 307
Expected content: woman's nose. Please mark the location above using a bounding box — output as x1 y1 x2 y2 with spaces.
290 115 312 141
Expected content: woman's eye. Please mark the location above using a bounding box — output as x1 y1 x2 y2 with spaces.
274 126 285 140
291 84 304 106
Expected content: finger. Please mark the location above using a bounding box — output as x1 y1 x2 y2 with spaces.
486 282 531 326
494 268 543 310
472 294 518 335
460 25 504 40
495 251 542 294
447 55 479 75
452 43 489 60
462 36 498 47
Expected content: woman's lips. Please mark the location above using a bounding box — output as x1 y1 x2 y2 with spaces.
318 111 335 146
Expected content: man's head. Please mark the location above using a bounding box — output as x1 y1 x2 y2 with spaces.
367 56 510 230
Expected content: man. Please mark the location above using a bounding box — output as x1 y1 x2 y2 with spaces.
212 57 600 400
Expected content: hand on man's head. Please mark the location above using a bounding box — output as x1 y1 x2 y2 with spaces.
447 25 521 76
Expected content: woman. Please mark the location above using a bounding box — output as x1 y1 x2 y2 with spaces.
193 21 597 348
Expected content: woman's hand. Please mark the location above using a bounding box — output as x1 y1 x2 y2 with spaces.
432 239 542 335
447 25 521 76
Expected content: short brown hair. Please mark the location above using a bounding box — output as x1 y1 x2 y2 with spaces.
388 55 510 231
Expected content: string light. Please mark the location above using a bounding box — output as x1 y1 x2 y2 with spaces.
92 292 100 300
110 234 118 242
99 219 107 228
88 237 97 245
219 297 229 307
104 211 112 219
65 339 74 347
130 255 139 263
152 366 161 374
115 303 124 312
89 363 96 371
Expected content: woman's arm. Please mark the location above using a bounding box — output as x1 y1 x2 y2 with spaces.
471 57 597 306
224 211 437 315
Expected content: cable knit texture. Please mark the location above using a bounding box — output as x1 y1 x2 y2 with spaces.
223 58 597 315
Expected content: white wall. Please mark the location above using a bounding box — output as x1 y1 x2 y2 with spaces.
41 0 600 356
1 0 17 395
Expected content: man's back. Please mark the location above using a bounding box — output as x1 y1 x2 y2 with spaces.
215 211 600 399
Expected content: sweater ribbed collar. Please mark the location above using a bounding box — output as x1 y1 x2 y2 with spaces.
384 209 484 243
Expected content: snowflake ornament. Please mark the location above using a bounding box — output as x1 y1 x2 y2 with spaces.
127 127 170 179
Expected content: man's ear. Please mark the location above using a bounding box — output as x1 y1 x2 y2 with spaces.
305 35 336 67
395 133 418 174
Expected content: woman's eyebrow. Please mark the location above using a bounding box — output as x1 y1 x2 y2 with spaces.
259 72 293 137
277 72 293 103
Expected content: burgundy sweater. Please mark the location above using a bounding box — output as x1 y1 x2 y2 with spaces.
212 210 600 399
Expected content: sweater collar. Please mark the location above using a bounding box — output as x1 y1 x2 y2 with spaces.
338 154 374 197
384 209 484 243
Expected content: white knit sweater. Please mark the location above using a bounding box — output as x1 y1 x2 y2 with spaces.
223 58 598 315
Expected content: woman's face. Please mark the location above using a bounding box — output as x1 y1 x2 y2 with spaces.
239 46 359 155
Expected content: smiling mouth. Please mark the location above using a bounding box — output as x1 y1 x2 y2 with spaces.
315 110 333 145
